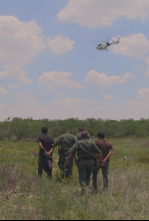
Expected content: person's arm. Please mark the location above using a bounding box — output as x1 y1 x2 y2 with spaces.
74 137 78 143
53 136 61 148
39 142 44 150
47 144 55 156
102 149 113 166
65 144 78 166
96 153 103 168
65 153 73 166
88 133 92 141
93 143 102 168
37 137 45 151
39 142 47 153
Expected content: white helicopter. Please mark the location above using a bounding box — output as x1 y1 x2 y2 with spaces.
96 37 120 51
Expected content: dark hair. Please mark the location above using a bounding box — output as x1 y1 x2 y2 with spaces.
81 132 89 139
97 132 105 139
79 127 85 132
41 127 48 134
66 131 71 134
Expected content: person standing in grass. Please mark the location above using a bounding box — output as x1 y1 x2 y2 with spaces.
66 132 102 194
54 131 78 178
92 132 113 190
77 127 91 141
37 127 54 178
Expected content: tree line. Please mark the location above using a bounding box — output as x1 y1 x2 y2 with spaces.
0 117 149 141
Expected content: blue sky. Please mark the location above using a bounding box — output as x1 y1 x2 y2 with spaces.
0 0 149 121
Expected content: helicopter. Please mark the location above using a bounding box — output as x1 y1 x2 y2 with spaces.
96 37 120 51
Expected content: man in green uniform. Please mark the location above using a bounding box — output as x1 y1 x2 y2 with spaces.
54 131 78 178
66 132 102 194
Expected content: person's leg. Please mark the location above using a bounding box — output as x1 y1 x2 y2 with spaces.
86 160 94 186
38 155 44 177
58 153 67 173
65 156 73 177
79 161 88 194
92 163 100 190
45 158 53 178
102 161 109 189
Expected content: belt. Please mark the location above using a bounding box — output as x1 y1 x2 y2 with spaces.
78 156 94 161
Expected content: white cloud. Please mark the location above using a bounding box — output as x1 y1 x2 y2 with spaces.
42 97 148 120
0 67 32 89
0 97 102 120
104 94 114 101
0 87 7 95
38 71 84 89
111 34 149 78
137 88 149 100
0 16 45 87
145 57 149 76
14 93 37 117
145 57 149 65
9 76 32 90
0 93 38 120
112 33 149 58
42 98 102 119
47 35 75 55
85 70 135 87
0 102 6 109
1 92 149 120
124 88 149 119
58 0 149 28
0 16 44 67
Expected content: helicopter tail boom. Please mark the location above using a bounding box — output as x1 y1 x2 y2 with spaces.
115 37 120 44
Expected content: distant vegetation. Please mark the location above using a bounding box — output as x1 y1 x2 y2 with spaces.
0 117 149 141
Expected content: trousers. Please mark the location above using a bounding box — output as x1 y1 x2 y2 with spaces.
38 155 52 178
78 159 94 193
92 161 109 189
58 151 73 177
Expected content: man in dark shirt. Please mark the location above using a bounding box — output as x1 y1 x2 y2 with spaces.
92 132 113 190
37 127 54 178
77 127 91 141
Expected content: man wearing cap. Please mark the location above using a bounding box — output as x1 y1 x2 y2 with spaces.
66 132 102 194
37 127 54 178
92 132 113 190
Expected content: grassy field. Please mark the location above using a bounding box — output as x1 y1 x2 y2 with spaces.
0 138 149 220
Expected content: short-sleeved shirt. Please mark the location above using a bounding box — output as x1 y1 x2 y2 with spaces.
37 134 54 156
54 133 78 151
69 139 101 160
95 139 113 160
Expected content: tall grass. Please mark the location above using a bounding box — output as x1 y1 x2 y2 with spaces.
0 138 149 220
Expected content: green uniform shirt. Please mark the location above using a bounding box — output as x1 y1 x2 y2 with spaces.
54 133 78 151
68 139 101 159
